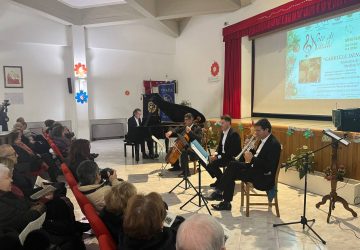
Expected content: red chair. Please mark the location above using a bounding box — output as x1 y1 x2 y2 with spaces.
98 234 117 250
60 164 77 188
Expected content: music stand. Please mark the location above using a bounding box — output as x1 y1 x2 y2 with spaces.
315 129 357 222
273 132 349 245
180 141 212 215
151 136 168 176
168 141 212 215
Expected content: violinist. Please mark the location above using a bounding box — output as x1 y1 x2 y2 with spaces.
206 118 281 211
165 113 202 178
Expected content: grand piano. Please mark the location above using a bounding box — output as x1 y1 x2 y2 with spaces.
127 93 206 161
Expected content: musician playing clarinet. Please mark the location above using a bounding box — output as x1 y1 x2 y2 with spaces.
166 113 202 178
206 118 281 211
204 115 243 188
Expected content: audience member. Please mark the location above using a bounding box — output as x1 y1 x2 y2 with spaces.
122 192 176 250
50 124 71 157
100 181 137 244
176 214 226 250
44 119 55 134
0 165 45 233
67 139 91 181
77 160 120 212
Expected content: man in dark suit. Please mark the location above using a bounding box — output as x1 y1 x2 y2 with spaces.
127 108 154 160
206 118 281 211
204 115 242 188
166 113 202 177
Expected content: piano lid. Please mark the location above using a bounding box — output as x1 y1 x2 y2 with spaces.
147 94 206 124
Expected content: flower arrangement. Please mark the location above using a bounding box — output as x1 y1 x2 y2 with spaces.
203 121 220 150
285 145 315 179
324 165 346 181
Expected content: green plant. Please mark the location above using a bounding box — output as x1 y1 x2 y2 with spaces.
285 145 315 179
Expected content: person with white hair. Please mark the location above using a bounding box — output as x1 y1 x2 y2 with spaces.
176 214 226 250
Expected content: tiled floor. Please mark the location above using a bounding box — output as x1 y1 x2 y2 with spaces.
74 139 360 250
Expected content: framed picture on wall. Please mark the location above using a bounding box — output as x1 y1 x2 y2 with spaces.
3 66 23 88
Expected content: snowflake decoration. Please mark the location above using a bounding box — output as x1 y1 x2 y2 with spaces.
303 129 314 139
75 90 88 104
74 63 88 78
286 127 295 136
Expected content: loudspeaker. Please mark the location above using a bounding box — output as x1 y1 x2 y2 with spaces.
67 78 73 94
332 108 360 132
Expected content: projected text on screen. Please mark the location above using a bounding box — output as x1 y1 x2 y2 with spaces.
286 11 360 100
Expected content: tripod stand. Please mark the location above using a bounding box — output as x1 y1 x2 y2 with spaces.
273 153 326 244
180 162 212 215
168 159 195 193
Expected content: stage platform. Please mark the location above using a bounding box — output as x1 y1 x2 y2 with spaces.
208 117 360 181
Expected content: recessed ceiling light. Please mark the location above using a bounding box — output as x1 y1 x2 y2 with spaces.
58 0 127 9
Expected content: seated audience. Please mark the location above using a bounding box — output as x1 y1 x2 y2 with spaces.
77 160 120 212
122 192 176 250
100 181 137 244
50 124 71 157
67 139 91 181
16 117 34 144
44 119 56 134
0 165 45 233
176 214 226 250
0 228 22 250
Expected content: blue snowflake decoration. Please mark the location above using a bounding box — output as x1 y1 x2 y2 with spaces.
75 90 88 104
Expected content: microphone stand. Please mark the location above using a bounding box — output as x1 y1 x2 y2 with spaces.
273 136 348 245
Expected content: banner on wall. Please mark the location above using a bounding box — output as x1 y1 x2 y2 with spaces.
158 81 175 122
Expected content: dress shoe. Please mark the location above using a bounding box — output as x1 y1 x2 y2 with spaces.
205 192 223 201
210 180 219 188
168 167 181 172
211 201 232 211
142 154 150 159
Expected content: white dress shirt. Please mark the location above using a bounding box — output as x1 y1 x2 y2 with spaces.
254 133 271 157
221 128 230 154
135 117 140 127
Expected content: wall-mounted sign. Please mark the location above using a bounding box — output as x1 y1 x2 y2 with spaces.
208 61 220 83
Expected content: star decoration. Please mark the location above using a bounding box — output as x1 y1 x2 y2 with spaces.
75 90 88 104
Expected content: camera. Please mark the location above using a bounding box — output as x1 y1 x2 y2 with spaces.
100 168 114 180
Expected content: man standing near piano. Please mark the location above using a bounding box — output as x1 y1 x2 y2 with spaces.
165 113 202 178
204 115 242 188
127 108 156 160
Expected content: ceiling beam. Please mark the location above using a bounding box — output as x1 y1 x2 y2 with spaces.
126 0 179 37
12 0 81 25
155 0 241 20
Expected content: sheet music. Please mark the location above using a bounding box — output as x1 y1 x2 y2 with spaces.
34 176 51 188
190 140 209 165
163 212 177 227
19 212 46 245
30 185 56 200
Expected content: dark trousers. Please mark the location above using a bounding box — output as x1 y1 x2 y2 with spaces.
217 161 254 202
204 158 229 181
134 139 154 160
173 150 197 174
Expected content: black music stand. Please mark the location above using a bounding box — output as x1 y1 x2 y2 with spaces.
273 134 349 245
180 159 212 215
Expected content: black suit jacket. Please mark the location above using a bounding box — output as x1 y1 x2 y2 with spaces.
216 128 241 161
173 124 202 142
127 116 141 142
248 134 281 191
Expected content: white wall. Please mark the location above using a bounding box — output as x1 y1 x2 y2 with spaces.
0 1 74 129
86 23 176 120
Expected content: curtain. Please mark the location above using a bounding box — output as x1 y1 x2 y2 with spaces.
223 38 241 119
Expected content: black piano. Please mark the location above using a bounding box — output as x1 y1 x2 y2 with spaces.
127 93 206 161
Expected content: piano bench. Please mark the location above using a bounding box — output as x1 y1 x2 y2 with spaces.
124 140 136 158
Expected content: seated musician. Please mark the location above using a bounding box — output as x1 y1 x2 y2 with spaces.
127 108 155 159
166 113 202 177
204 115 242 188
206 119 281 211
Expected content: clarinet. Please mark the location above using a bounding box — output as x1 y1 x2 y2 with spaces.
234 135 256 161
